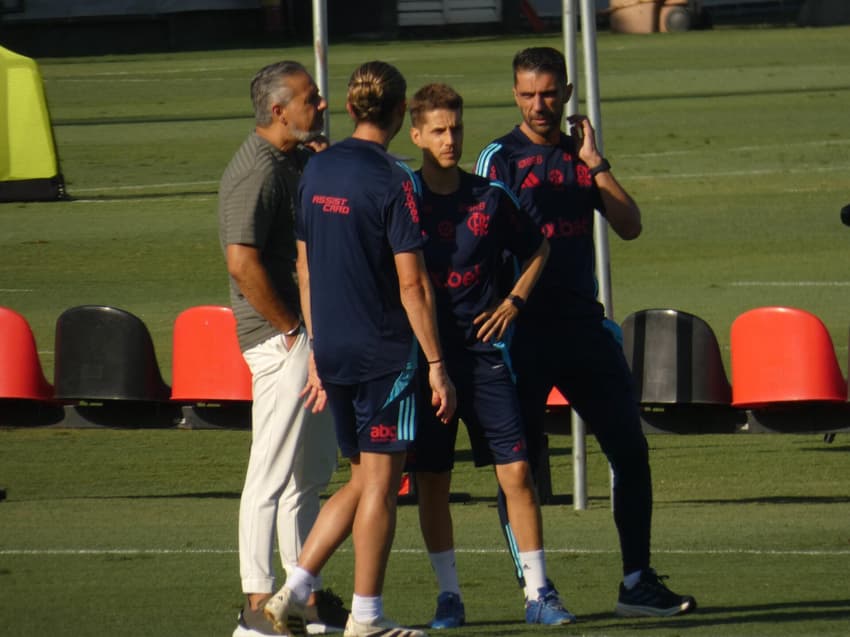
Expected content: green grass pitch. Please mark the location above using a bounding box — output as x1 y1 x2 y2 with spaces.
1 24 849 637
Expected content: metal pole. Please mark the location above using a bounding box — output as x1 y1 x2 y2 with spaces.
563 0 579 118
580 0 617 507
580 0 612 317
312 0 329 140
562 0 587 513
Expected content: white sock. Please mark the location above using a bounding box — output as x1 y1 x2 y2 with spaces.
311 575 323 593
429 549 462 597
519 549 547 599
623 569 642 590
285 566 317 605
351 594 383 623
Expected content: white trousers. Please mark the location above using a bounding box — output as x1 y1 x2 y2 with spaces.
239 331 338 593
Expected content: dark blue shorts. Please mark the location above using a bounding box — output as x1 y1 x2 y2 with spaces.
324 365 420 458
409 350 527 473
511 314 646 465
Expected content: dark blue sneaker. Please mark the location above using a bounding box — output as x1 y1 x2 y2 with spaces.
615 569 696 617
430 591 465 629
525 584 576 625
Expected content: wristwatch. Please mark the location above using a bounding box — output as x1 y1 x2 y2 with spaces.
508 294 525 310
589 158 611 178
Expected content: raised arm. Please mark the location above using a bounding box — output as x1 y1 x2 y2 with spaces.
569 114 642 241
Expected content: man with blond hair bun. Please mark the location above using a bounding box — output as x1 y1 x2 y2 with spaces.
263 61 456 637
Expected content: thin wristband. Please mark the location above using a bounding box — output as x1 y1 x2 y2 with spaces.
508 294 525 310
427 358 444 365
589 158 611 178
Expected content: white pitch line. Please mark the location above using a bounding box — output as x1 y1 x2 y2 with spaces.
631 164 850 180
621 138 850 159
69 158 850 196
73 180 218 193
731 281 850 287
0 288 34 292
71 196 214 204
2 547 848 557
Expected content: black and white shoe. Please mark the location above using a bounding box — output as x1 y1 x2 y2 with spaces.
615 569 696 617
233 602 305 636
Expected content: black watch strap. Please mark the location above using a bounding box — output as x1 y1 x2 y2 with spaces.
509 294 525 310
589 158 611 177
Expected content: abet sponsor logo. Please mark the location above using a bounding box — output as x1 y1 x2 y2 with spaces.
541 215 591 239
430 263 482 289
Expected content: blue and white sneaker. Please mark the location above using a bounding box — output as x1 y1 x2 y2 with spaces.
525 583 577 625
429 592 465 629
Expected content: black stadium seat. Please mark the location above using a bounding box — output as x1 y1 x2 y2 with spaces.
622 308 745 433
54 305 177 427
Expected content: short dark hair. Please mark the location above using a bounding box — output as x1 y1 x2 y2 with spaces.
408 83 463 127
512 47 568 85
251 61 309 126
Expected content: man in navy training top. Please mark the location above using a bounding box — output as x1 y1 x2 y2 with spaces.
263 61 455 637
407 82 579 628
475 46 696 619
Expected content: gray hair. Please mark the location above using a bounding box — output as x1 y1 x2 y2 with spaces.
251 61 309 126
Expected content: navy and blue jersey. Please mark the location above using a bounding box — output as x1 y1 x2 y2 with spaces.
417 169 542 352
296 137 424 384
476 126 605 320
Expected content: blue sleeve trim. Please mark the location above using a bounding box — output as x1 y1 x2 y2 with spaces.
489 179 521 208
475 142 502 177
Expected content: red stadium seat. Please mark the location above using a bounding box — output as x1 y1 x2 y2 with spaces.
0 306 53 400
731 306 847 408
171 305 252 402
171 306 252 428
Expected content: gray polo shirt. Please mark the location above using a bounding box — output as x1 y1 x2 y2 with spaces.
218 132 309 352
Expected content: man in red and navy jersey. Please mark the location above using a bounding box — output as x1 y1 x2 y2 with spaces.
407 83 578 628
475 47 696 619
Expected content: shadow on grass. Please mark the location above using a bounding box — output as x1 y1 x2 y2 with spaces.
581 599 850 630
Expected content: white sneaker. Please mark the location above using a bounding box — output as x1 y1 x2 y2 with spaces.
343 615 428 637
263 587 314 635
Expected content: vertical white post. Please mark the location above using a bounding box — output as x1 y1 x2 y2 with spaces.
312 0 329 139
580 0 617 507
562 0 588 512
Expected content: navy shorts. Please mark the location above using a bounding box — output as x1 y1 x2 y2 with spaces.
324 365 420 458
409 349 528 473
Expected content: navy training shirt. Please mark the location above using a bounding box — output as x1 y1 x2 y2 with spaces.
476 126 605 320
296 137 425 384
417 169 543 352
